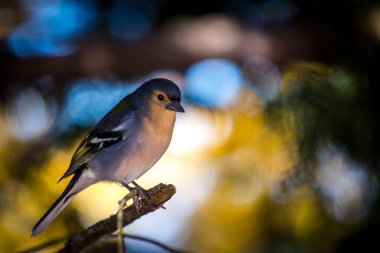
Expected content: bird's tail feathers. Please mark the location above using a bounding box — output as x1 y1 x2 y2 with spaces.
32 172 85 237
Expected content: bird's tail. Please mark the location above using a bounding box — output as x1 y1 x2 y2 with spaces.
32 172 87 237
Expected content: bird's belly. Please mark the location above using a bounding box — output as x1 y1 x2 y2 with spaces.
112 130 172 183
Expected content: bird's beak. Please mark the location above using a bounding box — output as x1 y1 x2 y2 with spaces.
166 101 185 112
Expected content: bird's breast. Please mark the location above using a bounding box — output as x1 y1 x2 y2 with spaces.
114 113 175 183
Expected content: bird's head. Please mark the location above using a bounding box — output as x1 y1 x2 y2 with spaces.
135 78 185 114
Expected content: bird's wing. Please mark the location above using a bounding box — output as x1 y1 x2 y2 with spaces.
58 98 135 182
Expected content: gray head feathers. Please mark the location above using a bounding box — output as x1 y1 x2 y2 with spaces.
135 78 182 101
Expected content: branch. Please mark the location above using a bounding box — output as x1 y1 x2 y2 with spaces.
59 183 176 253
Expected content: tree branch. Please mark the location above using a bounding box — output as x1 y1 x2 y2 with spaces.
58 183 176 253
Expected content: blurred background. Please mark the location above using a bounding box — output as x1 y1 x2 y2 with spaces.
1 0 380 252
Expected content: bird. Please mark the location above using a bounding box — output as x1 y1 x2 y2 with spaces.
32 78 185 237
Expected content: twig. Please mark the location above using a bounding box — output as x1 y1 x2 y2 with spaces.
59 183 176 253
120 233 193 253
117 189 137 253
19 232 195 253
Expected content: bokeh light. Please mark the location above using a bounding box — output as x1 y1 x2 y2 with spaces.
63 79 137 127
168 15 241 56
185 59 243 108
6 88 57 141
7 0 97 57
316 147 378 223
243 56 281 103
368 7 380 41
169 108 233 154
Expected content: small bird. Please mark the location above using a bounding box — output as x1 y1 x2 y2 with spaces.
32 78 185 237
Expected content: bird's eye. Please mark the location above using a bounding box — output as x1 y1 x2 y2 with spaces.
157 94 165 101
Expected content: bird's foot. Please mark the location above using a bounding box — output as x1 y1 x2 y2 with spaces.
122 182 150 214
122 182 168 213
133 188 146 211
132 181 155 198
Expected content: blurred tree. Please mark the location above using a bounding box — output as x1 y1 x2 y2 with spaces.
265 60 380 252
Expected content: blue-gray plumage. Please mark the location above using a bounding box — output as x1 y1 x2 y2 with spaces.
32 78 184 237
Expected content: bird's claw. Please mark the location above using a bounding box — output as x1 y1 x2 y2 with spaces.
122 182 165 214
130 186 151 214
132 196 143 213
